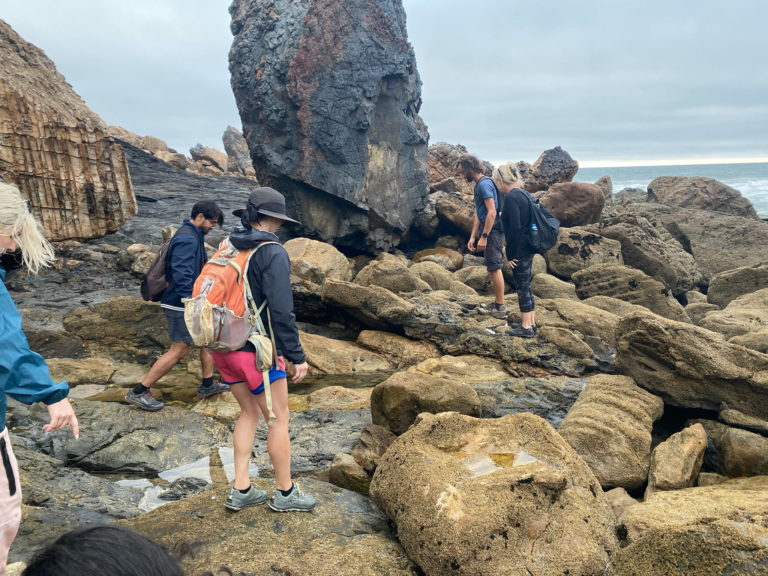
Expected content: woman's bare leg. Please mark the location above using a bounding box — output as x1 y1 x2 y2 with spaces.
228 382 263 490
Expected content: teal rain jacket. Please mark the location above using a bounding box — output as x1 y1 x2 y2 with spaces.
1 266 69 432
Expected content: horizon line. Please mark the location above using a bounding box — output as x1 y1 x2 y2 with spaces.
577 156 768 169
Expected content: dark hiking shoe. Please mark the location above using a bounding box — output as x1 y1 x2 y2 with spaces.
477 302 507 319
269 483 316 513
508 323 538 333
125 389 164 411
225 485 268 511
198 380 230 398
505 325 536 339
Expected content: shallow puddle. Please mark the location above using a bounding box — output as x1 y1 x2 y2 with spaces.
452 449 540 477
115 447 259 512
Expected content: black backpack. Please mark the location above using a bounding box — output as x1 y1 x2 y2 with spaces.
513 188 560 254
140 228 196 301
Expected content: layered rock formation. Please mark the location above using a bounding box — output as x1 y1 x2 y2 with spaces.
615 311 768 418
0 20 135 241
558 374 664 490
229 0 429 251
606 202 768 280
107 124 259 181
222 125 256 178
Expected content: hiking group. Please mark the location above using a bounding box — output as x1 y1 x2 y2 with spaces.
131 187 315 514
0 158 557 571
457 153 560 338
0 184 317 574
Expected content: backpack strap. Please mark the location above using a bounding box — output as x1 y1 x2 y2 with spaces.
241 240 282 420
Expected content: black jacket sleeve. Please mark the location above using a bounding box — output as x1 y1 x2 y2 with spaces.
246 243 305 365
501 190 523 261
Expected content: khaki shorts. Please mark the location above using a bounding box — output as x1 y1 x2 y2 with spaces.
484 230 505 272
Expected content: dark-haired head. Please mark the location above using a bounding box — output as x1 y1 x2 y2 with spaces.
191 200 224 227
456 153 484 176
232 187 300 230
22 526 185 576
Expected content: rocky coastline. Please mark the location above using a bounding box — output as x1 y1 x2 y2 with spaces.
3 139 767 575
3 9 768 576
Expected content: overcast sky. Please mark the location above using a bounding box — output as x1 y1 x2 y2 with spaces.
3 0 767 167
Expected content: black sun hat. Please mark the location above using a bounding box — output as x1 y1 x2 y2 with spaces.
232 187 300 225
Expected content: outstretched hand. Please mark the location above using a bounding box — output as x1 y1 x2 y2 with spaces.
44 398 80 439
292 362 309 384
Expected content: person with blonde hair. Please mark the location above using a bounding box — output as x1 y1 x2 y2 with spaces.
0 182 79 574
493 164 538 338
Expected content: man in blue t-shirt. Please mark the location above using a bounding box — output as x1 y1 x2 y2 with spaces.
457 153 506 319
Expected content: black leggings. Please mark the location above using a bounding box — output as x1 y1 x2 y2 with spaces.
512 254 535 313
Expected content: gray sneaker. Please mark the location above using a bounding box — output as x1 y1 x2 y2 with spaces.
508 322 538 333
225 485 268 511
506 325 536 339
198 380 230 398
269 483 316 512
125 389 164 411
477 301 507 319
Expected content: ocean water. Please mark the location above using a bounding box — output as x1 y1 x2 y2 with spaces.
575 162 768 216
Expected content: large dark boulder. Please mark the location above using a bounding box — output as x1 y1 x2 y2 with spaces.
229 0 429 251
524 146 579 193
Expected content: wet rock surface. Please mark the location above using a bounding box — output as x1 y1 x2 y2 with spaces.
122 478 420 576
9 399 231 475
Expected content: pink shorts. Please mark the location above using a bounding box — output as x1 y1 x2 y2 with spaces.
1 427 22 573
211 351 286 395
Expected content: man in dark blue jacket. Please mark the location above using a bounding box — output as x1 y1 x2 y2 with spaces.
126 201 229 411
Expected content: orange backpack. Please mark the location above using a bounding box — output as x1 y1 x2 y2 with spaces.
183 238 279 353
183 238 281 417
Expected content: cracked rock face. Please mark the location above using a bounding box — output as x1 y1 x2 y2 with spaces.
229 0 429 251
0 20 135 241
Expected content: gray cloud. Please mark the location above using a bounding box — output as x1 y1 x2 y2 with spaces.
3 0 766 165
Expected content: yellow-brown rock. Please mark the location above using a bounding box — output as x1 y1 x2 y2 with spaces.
370 412 618 576
644 423 707 498
370 371 481 435
284 237 354 284
299 331 392 376
413 247 464 271
0 20 135 241
558 374 664 490
355 330 441 369
613 477 768 575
